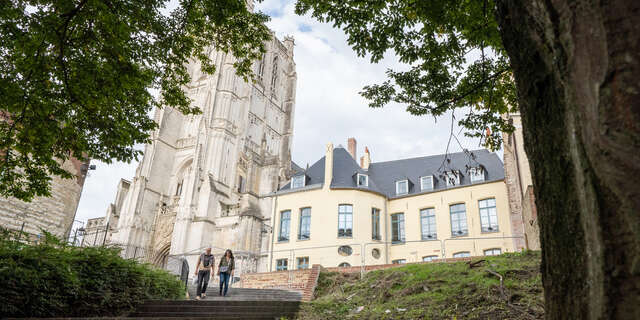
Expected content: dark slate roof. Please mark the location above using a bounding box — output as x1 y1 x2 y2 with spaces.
368 149 504 198
279 147 504 198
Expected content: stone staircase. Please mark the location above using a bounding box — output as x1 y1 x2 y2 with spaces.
129 286 303 319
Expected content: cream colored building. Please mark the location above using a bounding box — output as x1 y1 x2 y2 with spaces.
268 140 517 271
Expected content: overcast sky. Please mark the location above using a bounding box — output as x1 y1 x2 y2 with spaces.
73 0 495 225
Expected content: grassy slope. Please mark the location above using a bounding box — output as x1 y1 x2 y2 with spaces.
297 251 543 320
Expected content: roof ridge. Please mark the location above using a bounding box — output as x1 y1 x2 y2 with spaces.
371 149 489 165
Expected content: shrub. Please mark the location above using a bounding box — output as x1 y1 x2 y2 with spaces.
0 230 184 317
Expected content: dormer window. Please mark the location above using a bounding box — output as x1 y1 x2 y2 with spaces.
291 175 305 189
357 174 368 187
469 167 485 183
396 180 408 195
420 175 434 191
445 171 460 187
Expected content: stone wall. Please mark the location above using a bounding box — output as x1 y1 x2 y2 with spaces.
522 186 540 250
502 114 526 250
0 157 88 239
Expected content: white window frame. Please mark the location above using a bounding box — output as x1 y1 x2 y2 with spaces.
291 175 305 189
391 213 406 243
469 167 485 183
483 248 502 256
297 256 310 269
420 175 434 191
276 258 288 271
453 251 471 258
392 259 407 264
422 255 438 262
395 180 408 195
445 171 460 187
479 198 499 233
420 208 437 240
357 173 369 187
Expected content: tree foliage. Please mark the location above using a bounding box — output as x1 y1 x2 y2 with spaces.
0 0 271 201
295 0 517 150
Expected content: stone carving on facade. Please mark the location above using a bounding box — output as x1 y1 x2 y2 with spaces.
97 33 297 276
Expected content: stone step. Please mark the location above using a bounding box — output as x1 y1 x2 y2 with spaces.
129 312 297 318
185 287 302 301
142 300 300 306
133 288 302 318
136 304 299 312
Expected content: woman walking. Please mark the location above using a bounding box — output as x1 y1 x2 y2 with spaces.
218 249 235 296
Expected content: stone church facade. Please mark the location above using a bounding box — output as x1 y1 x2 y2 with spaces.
99 34 298 275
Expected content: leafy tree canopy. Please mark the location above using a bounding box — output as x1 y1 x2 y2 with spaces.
0 0 271 201
295 0 517 150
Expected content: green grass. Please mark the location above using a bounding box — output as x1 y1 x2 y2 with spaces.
297 251 543 319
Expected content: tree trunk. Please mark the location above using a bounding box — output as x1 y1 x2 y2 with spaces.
496 0 640 319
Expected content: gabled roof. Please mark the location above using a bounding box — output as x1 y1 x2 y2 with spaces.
279 147 504 198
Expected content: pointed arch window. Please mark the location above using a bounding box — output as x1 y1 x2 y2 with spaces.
257 53 265 80
175 179 183 196
270 56 279 95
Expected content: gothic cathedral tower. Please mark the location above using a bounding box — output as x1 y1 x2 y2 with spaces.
103 34 297 275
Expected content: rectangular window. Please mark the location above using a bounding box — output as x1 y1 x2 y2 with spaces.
276 258 288 271
479 198 499 232
357 174 368 187
392 259 406 264
445 171 460 187
484 248 502 256
291 175 305 189
469 167 485 182
396 180 408 195
298 207 311 240
391 213 405 243
450 203 468 236
453 252 471 258
420 208 437 240
338 205 353 237
420 176 434 191
371 208 381 240
297 257 309 269
422 255 438 262
278 210 290 242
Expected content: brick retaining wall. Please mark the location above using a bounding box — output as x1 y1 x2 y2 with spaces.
239 264 321 301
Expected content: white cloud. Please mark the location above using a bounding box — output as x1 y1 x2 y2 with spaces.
74 0 497 223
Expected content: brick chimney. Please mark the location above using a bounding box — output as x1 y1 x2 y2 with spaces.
362 146 371 170
347 137 357 160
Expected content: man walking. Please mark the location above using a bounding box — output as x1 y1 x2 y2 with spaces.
194 247 215 300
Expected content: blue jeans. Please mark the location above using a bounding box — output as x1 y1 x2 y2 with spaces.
219 272 231 296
